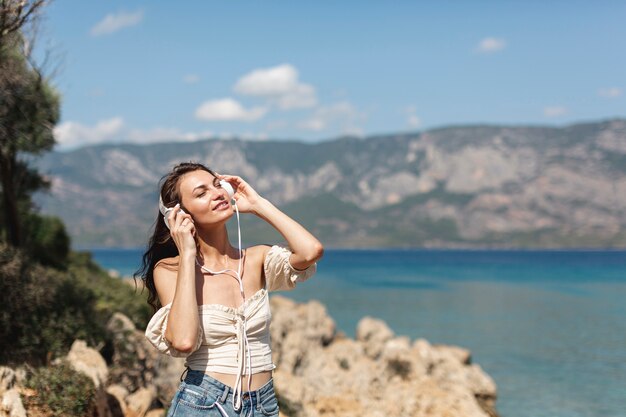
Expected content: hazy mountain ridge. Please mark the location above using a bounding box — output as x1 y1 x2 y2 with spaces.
33 118 626 248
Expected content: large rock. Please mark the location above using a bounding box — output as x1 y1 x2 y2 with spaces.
269 296 336 373
67 340 109 388
269 295 499 417
65 340 111 417
126 386 156 417
106 312 186 406
105 384 128 417
356 316 395 359
107 312 156 392
0 367 26 417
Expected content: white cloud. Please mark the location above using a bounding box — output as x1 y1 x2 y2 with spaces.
275 83 317 110
408 114 421 128
405 105 421 128
544 106 567 118
54 117 216 150
298 102 365 134
299 117 325 131
598 87 622 98
183 74 200 84
54 117 125 148
476 37 506 54
195 98 267 122
234 64 317 110
90 10 144 37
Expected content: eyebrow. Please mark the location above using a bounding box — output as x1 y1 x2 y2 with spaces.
192 185 208 192
192 178 219 192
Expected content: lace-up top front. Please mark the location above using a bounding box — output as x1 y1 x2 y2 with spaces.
144 245 317 399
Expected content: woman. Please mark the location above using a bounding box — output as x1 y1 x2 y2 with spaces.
136 162 323 416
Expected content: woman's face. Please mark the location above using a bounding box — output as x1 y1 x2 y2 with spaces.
177 170 232 226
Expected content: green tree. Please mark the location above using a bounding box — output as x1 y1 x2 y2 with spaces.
0 0 61 248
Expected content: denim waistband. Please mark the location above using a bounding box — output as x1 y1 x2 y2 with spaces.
182 368 275 405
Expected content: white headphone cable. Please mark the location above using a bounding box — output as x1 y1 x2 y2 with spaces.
194 200 253 413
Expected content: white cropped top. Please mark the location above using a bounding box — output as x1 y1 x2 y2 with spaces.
144 244 317 391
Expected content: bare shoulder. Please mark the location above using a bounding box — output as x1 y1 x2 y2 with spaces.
153 255 180 306
247 244 274 265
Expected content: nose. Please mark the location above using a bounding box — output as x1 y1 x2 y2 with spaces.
209 184 228 200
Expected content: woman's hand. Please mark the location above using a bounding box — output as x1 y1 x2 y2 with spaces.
167 204 197 257
216 174 262 214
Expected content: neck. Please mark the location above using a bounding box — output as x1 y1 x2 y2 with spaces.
195 224 241 265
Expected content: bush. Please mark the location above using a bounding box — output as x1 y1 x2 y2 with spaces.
67 250 152 330
23 361 96 417
0 243 104 365
22 213 71 270
0 243 151 366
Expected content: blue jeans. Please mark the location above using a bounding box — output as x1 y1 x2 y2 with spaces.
166 369 280 417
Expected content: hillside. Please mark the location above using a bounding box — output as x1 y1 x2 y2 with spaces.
33 118 626 248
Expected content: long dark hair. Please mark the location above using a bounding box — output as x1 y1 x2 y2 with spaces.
133 162 218 312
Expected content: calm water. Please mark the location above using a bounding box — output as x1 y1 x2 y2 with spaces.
91 248 626 417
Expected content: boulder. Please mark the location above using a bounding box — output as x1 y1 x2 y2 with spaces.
67 340 109 388
66 340 111 417
105 384 128 417
0 389 26 417
106 312 156 392
355 316 394 359
106 312 186 406
0 367 26 417
126 386 157 417
269 296 335 373
269 295 499 417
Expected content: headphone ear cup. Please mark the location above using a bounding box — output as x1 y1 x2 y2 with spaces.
159 195 174 229
159 195 168 216
220 180 235 199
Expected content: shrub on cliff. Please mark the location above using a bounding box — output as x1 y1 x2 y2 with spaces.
21 212 71 270
22 361 96 416
0 243 102 365
0 243 150 366
67 250 151 330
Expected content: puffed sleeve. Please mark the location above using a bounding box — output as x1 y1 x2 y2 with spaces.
144 303 203 357
263 245 317 292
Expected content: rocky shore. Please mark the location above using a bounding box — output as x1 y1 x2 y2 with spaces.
1 296 497 417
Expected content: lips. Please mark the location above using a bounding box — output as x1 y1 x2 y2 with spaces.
214 201 229 211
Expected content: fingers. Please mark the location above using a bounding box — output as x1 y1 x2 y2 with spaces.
166 204 179 228
169 204 194 231
174 212 193 230
217 173 243 185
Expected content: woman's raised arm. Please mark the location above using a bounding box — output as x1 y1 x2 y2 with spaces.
218 173 324 269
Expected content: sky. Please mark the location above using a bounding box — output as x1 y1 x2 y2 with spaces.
35 1 626 151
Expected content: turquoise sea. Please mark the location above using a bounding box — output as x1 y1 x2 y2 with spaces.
91 248 626 417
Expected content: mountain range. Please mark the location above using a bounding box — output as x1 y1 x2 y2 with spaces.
33 118 626 249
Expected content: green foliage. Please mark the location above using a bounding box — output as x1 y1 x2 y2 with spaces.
67 250 152 330
0 243 151 366
0 32 61 154
0 243 104 365
0 29 61 247
21 212 70 269
23 361 96 417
